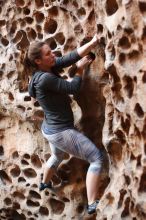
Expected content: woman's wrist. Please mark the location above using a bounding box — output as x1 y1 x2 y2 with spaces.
76 68 83 76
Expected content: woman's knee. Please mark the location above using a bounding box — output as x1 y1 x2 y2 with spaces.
46 153 65 169
88 161 103 174
87 149 104 174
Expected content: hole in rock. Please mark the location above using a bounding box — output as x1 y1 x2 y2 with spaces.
10 165 21 177
13 191 25 200
57 169 69 182
119 53 126 64
61 0 69 4
138 167 146 192
48 6 58 16
23 153 30 159
97 24 103 33
16 30 29 50
107 64 120 83
130 201 135 213
45 37 57 50
134 103 144 118
29 190 41 199
87 0 93 7
24 96 31 101
11 210 26 220
88 9 95 24
142 26 146 41
118 189 127 208
44 153 51 161
38 33 43 39
17 105 25 112
76 204 84 213
1 37 9 46
106 192 115 204
34 11 44 23
8 92 14 101
121 115 130 135
0 145 4 156
45 191 49 196
15 0 25 7
137 155 141 167
34 100 40 107
62 197 70 202
39 206 49 216
24 17 33 24
128 50 140 60
27 28 37 41
26 199 40 207
18 177 26 182
36 24 42 33
106 0 118 16
0 20 5 27
107 141 123 162
21 159 29 165
64 37 76 51
12 151 19 159
31 154 42 168
73 1 78 8
4 197 12 206
115 130 126 144
0 170 12 185
33 110 44 120
117 24 122 31
142 71 146 83
107 31 112 39
74 24 83 35
20 20 26 29
35 0 44 8
124 28 133 35
121 197 130 218
118 36 131 49
44 19 57 34
52 174 61 185
145 143 146 154
23 7 30 15
55 32 65 45
77 7 86 20
27 211 32 216
123 75 134 98
139 1 146 13
124 174 131 185
23 168 37 178
49 198 65 214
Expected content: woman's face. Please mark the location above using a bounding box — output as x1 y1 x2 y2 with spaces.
35 44 55 71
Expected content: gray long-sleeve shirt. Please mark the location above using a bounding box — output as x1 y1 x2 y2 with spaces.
28 49 82 134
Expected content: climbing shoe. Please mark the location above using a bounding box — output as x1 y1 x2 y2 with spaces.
39 181 52 191
87 200 99 214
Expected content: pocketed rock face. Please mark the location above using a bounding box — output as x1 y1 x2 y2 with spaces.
0 0 146 220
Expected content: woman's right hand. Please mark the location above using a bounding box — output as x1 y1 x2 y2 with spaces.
76 55 93 75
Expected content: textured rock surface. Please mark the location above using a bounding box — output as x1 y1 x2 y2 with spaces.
0 0 146 219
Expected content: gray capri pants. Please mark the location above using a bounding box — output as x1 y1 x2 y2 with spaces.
42 128 103 174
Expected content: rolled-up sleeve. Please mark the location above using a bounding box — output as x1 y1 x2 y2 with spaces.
53 49 81 69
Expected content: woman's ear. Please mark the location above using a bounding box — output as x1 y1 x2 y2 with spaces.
34 58 41 66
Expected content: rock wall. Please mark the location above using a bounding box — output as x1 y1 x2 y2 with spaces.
0 0 146 219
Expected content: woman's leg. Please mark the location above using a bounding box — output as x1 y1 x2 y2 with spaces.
86 167 102 204
42 129 103 210
50 129 103 205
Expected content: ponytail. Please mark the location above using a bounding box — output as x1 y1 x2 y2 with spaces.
20 41 45 92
